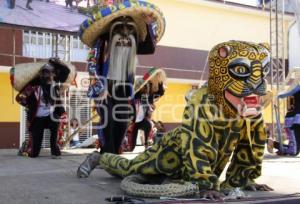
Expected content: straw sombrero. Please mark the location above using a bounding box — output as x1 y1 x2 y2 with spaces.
10 61 76 92
134 67 166 94
79 0 166 48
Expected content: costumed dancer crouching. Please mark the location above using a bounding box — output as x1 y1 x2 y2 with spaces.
123 67 166 152
80 0 166 154
11 58 76 158
77 41 274 200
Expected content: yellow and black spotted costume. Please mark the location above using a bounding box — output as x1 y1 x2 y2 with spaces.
99 41 270 191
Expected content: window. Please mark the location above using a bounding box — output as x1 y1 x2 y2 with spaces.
31 35 36 44
38 36 43 45
22 30 89 62
73 37 79 49
79 41 84 49
70 36 89 62
23 34 29 44
23 30 51 59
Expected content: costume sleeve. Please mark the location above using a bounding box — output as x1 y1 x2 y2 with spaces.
86 48 105 98
181 91 219 191
15 85 35 107
87 79 105 98
221 118 266 189
87 48 98 76
137 24 156 54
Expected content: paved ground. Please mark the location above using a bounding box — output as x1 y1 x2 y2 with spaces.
1 147 300 204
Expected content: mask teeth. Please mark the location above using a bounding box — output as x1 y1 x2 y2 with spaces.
243 95 259 105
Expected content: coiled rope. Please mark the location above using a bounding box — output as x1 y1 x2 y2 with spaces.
120 174 198 198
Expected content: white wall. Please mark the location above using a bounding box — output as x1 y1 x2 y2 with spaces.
289 22 300 69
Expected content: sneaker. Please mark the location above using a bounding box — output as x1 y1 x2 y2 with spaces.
77 151 100 178
51 155 62 159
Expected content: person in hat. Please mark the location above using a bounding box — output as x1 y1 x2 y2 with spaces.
81 1 166 154
15 58 69 158
126 68 166 151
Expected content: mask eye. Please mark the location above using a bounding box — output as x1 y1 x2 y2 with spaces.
263 62 270 76
229 65 250 78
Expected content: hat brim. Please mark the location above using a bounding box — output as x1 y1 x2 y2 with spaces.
11 61 76 92
134 68 166 94
79 0 165 48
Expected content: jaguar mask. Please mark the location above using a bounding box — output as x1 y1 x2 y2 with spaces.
208 41 270 118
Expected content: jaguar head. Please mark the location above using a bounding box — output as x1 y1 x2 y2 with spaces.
207 41 270 118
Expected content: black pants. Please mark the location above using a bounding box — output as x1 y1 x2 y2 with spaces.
65 0 73 7
99 96 132 154
30 116 61 157
294 124 300 155
99 82 133 154
131 118 152 150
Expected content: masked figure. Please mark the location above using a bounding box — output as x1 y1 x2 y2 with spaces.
80 0 165 154
11 58 76 157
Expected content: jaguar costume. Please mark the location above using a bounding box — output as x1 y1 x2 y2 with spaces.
77 41 272 198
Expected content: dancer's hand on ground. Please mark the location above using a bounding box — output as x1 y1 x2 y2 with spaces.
199 190 225 200
245 183 274 191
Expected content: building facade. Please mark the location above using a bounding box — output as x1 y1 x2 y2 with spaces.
0 0 294 148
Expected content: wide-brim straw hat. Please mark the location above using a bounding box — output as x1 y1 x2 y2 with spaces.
79 0 166 48
10 61 76 92
134 67 166 94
